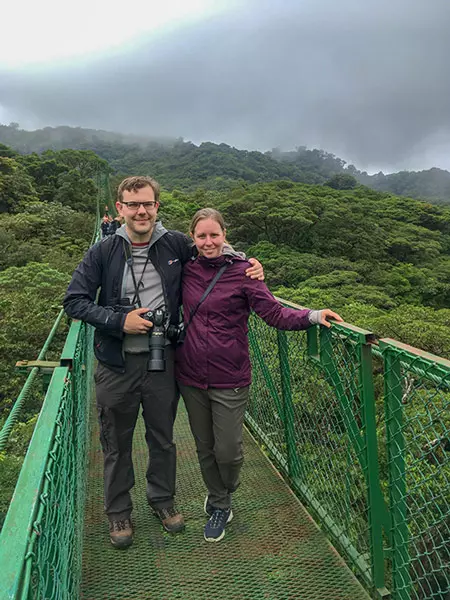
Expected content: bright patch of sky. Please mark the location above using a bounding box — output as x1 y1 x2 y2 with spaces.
0 0 230 69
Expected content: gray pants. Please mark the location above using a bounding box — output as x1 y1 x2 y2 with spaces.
95 349 179 520
179 384 249 510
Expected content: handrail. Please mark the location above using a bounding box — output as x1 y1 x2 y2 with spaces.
0 366 71 599
0 318 92 600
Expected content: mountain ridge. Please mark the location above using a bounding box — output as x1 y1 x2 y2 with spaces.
1 123 449 204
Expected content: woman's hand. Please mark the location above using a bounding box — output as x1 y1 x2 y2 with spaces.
320 309 343 328
246 258 264 281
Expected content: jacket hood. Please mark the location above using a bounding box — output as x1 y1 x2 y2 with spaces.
196 254 248 269
222 243 246 260
194 244 247 266
115 221 168 248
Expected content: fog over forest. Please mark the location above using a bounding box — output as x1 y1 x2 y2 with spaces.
0 0 449 172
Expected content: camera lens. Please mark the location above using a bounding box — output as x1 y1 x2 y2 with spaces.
147 327 166 371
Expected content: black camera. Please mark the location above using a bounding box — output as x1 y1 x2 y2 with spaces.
142 308 169 371
142 308 185 372
167 322 186 346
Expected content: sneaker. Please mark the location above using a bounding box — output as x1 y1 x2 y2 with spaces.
204 508 233 542
154 507 185 533
109 518 133 549
204 496 214 517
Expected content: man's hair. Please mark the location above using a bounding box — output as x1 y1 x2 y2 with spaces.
190 208 226 235
117 176 161 203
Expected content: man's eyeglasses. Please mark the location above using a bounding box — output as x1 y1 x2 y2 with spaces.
121 201 157 210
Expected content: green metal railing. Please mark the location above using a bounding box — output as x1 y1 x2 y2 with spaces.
0 288 448 598
0 322 94 599
97 170 116 220
247 300 450 600
380 339 450 600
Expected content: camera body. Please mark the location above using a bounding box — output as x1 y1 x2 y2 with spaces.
167 322 186 345
142 308 185 371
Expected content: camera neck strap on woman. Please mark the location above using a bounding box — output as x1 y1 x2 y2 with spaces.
186 262 230 329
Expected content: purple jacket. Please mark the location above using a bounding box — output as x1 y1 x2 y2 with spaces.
175 254 312 389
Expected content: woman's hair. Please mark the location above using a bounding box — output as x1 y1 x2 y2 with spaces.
190 208 226 235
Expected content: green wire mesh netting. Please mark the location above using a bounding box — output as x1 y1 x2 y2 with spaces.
25 323 94 599
247 315 375 587
382 344 450 600
0 375 46 529
81 400 370 600
247 310 450 600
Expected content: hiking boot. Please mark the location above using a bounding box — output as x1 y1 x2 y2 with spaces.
154 507 185 533
204 508 233 542
204 496 214 517
109 518 133 549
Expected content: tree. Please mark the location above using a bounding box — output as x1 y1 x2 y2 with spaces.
18 155 67 202
324 173 358 190
42 149 110 178
0 144 18 158
53 170 97 212
0 157 39 213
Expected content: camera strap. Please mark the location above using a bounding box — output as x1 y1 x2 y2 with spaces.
186 262 230 329
122 239 151 308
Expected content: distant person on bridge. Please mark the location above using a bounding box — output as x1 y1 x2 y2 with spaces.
176 208 343 543
100 215 110 238
63 177 263 549
107 215 123 236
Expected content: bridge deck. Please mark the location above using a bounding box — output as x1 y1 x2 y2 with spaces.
81 401 371 600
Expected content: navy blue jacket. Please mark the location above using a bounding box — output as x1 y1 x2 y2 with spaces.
63 230 192 372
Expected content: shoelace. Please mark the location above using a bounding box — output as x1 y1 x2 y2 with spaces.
159 507 179 518
209 509 229 528
111 519 131 532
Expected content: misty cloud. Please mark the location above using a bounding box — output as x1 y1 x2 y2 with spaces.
1 0 449 172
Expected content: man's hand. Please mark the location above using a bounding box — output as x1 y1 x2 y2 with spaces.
246 258 264 281
320 309 343 328
123 307 154 334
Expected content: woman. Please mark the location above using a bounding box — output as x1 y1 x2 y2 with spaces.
176 208 342 542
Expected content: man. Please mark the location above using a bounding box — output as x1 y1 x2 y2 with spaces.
108 215 123 236
100 215 110 238
64 176 262 549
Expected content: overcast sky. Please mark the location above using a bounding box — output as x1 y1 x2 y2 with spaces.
1 0 449 173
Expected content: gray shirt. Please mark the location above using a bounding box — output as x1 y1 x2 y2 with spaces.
116 223 167 354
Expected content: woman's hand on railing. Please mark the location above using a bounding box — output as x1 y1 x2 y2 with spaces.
319 309 343 328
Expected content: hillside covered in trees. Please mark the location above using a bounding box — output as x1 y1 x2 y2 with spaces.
1 123 449 204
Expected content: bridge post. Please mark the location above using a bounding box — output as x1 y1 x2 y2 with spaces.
381 342 411 600
359 339 390 598
320 323 390 598
277 330 299 480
